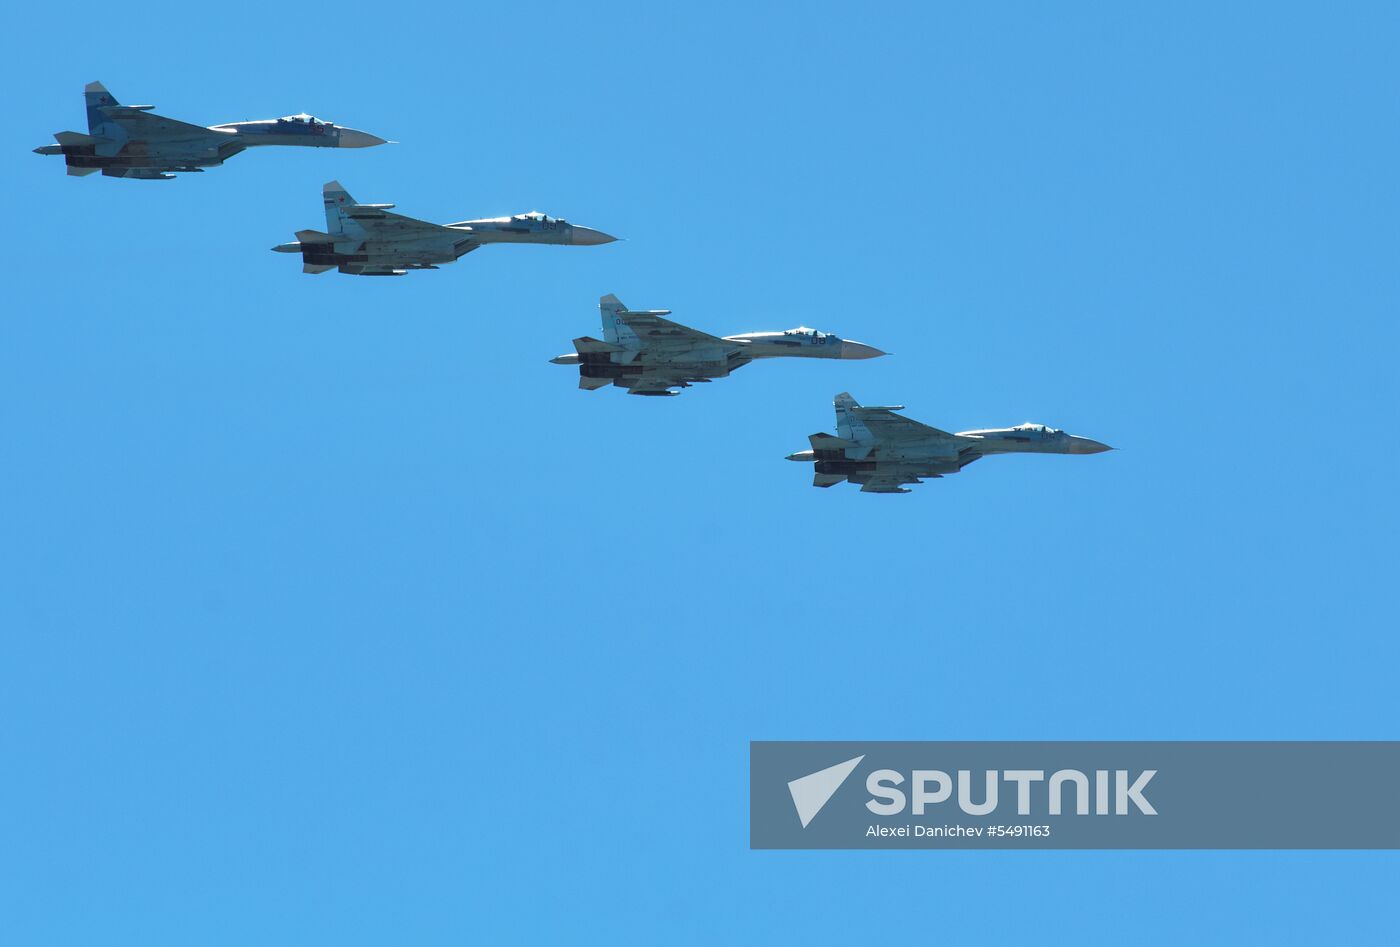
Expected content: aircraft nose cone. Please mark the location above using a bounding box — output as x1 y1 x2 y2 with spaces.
570 226 618 246
840 340 887 359
338 128 388 148
1068 436 1113 454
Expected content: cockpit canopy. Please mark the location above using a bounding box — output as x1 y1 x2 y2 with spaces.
783 326 831 339
1012 423 1061 434
278 113 327 125
514 211 565 224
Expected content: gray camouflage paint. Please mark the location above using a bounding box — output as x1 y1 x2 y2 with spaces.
34 81 386 179
786 392 1112 493
550 294 886 396
272 181 618 276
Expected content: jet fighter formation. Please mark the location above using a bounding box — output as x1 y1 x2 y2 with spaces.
34 82 386 180
36 79 1114 494
551 295 885 396
272 181 617 276
785 393 1113 493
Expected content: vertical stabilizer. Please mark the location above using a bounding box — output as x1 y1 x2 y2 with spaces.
599 294 641 347
84 81 118 134
322 180 366 238
834 392 872 443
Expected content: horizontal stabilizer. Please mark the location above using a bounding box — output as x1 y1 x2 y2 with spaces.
295 229 336 244
573 336 624 354
303 263 335 274
579 376 612 391
53 130 105 147
66 165 100 177
809 432 859 451
813 473 845 488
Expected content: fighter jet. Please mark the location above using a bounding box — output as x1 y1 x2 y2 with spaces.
550 295 886 396
34 81 386 180
786 392 1113 493
272 181 618 276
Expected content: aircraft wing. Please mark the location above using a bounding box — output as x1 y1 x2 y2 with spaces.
341 264 408 276
857 466 945 492
619 311 726 348
852 408 958 445
343 206 460 240
100 107 225 141
859 476 919 494
623 372 686 396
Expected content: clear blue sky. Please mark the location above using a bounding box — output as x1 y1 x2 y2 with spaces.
3 2 1397 943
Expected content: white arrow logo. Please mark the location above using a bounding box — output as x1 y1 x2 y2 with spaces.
787 755 865 828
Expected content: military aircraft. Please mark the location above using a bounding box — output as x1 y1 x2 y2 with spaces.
550 295 886 396
786 392 1113 493
34 81 386 180
272 181 618 276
